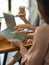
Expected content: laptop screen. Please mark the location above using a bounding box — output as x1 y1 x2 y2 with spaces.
3 13 16 28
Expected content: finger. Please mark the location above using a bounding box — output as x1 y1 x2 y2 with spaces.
27 33 34 36
7 39 14 46
16 28 24 31
7 39 13 43
14 26 23 31
14 26 18 30
8 39 17 43
14 25 21 30
11 30 18 34
21 57 27 65
7 39 10 42
13 30 24 34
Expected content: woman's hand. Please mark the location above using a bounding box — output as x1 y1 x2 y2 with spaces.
17 8 30 24
8 39 23 48
14 24 27 31
18 11 26 21
21 55 27 65
13 24 35 39
14 24 36 32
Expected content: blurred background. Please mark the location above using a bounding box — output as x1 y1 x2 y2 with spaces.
0 0 38 65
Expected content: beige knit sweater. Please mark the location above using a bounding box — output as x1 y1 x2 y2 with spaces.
20 23 49 65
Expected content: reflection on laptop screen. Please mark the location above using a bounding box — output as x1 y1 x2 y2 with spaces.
3 13 16 28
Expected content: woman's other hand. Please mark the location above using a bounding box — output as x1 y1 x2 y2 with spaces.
8 39 23 49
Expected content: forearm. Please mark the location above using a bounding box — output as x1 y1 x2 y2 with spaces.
23 18 37 31
17 32 34 39
20 39 33 56
26 24 37 32
23 18 30 24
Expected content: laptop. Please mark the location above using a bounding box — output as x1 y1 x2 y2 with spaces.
1 13 25 42
4 13 33 33
3 13 16 28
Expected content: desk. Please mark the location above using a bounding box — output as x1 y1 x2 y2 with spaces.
0 37 32 65
0 39 32 53
0 27 32 65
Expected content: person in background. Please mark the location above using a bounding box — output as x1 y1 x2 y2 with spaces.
13 6 44 39
8 0 49 65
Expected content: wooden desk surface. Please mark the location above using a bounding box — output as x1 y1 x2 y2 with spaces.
0 38 32 53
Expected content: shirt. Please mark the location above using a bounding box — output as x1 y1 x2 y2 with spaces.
20 23 49 65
